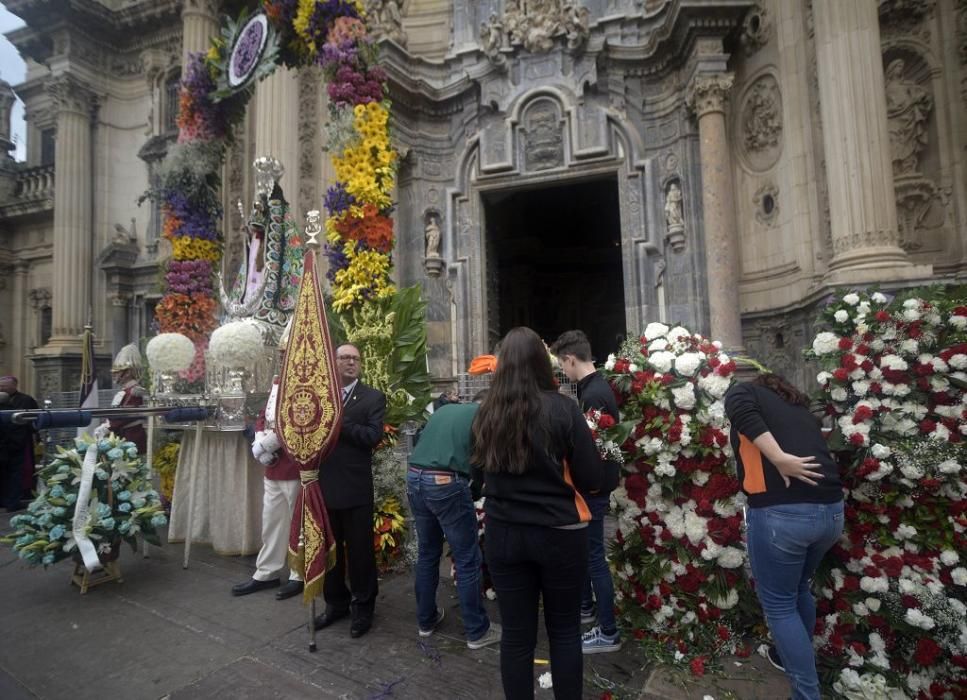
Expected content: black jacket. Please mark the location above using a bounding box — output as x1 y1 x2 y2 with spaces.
725 382 843 508
576 371 621 494
318 381 387 509
481 391 602 528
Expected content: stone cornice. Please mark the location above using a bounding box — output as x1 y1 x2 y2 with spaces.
46 73 98 117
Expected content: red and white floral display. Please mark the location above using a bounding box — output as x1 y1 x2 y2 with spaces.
602 322 753 670
807 291 967 699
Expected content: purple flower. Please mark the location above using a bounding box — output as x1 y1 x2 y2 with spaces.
324 242 350 284
231 19 265 79
324 184 356 217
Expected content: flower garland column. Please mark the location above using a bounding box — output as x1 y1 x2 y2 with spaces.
813 0 929 285
686 73 744 353
181 0 220 71
46 74 96 346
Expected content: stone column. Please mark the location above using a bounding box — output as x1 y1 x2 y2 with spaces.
46 74 96 347
12 261 30 388
813 0 928 284
686 73 744 351
181 0 220 70
254 67 301 195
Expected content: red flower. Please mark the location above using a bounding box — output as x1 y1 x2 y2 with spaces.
716 625 730 641
913 637 942 666
875 310 891 322
849 433 866 446
838 337 853 350
689 656 706 677
833 368 850 382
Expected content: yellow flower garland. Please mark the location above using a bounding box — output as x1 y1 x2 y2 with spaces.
171 237 221 263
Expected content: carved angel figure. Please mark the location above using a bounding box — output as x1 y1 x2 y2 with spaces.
425 217 442 259
664 182 684 229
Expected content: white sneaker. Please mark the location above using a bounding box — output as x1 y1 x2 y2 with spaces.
418 608 445 637
467 622 502 649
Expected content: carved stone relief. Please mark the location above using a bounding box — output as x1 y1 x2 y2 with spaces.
46 74 98 118
878 0 934 26
738 74 782 171
480 0 590 64
685 73 733 118
28 288 51 309
753 182 779 227
365 0 408 48
521 101 564 172
884 57 932 177
740 5 772 56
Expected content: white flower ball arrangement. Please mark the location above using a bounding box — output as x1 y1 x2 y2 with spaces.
145 332 196 373
209 320 265 369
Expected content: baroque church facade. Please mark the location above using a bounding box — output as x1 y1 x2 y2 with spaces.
0 0 964 398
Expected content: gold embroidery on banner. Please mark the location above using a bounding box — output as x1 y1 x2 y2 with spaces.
278 253 340 465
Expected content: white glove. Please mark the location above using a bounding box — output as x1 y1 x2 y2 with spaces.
260 429 281 454
251 429 281 465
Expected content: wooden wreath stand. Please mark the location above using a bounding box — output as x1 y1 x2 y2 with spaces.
69 485 124 594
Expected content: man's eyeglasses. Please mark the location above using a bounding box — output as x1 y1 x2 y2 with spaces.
337 355 361 363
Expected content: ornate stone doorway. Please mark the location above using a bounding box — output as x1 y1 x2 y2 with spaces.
482 177 625 358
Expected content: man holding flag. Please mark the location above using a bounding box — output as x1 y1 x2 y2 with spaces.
77 324 99 438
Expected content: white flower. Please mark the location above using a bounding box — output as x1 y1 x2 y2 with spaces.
871 444 892 459
851 380 870 396
716 547 745 569
871 292 888 304
648 338 669 352
698 373 731 399
710 589 739 610
834 309 850 323
648 351 675 374
604 353 616 371
684 510 708 545
843 293 860 306
951 314 967 330
817 371 832 386
894 524 917 540
857 302 871 315
628 363 639 373
831 387 848 402
675 352 703 377
904 608 935 630
145 332 196 373
952 568 967 586
667 326 691 344
902 308 921 322
899 339 919 355
941 550 960 566
880 354 908 371
210 320 265 368
865 597 881 612
938 459 961 475
859 576 889 593
812 332 840 356
537 672 553 689
949 354 967 370
672 384 696 410
644 322 669 341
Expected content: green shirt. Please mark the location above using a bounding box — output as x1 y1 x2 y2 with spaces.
408 403 479 477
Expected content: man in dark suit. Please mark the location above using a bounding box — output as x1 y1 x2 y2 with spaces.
0 376 38 511
313 343 387 639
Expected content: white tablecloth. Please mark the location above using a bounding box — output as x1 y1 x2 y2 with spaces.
168 430 264 556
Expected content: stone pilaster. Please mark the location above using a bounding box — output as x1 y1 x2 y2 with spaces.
813 0 930 284
46 74 97 347
181 0 219 70
254 67 301 195
12 261 30 390
686 72 744 352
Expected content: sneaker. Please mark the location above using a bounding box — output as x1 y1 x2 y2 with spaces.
580 604 596 625
467 622 502 649
582 626 622 654
766 645 785 672
418 608 445 637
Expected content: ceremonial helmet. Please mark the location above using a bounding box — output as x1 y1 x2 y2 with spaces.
112 344 143 377
278 314 293 352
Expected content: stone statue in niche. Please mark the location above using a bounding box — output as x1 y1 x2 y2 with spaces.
663 182 686 252
424 214 444 277
425 216 441 259
884 58 932 176
481 13 504 61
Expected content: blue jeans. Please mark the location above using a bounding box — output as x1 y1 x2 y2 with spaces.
746 501 844 700
580 494 617 635
406 469 489 641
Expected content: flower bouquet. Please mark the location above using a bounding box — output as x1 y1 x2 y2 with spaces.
145 332 197 373
208 320 265 369
601 323 756 668
806 289 967 698
2 434 167 567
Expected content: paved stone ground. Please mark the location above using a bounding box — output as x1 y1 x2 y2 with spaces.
0 512 790 700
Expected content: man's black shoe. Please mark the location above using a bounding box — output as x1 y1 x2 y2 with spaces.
275 580 304 600
313 608 349 630
231 578 280 596
350 617 372 639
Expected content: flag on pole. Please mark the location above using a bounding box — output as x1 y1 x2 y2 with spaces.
278 229 344 604
77 325 99 438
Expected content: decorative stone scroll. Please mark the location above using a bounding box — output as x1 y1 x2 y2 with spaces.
365 0 407 48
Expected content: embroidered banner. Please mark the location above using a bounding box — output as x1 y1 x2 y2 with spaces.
276 250 343 466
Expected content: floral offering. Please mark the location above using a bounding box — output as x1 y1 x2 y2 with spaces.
145 332 197 374
600 323 754 667
807 290 967 699
2 435 167 567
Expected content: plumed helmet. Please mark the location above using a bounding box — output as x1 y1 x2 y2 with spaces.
112 343 143 373
278 315 293 351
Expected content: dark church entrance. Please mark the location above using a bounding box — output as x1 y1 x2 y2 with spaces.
483 176 626 360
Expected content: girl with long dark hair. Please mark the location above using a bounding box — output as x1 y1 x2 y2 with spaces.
471 327 602 700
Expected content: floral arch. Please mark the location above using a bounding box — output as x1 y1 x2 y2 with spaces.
151 1 430 426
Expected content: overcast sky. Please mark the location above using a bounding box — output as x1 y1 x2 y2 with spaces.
0 2 26 161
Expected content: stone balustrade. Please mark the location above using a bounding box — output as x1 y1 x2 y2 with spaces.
15 164 55 202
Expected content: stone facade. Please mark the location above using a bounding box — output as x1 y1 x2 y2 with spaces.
0 0 964 397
